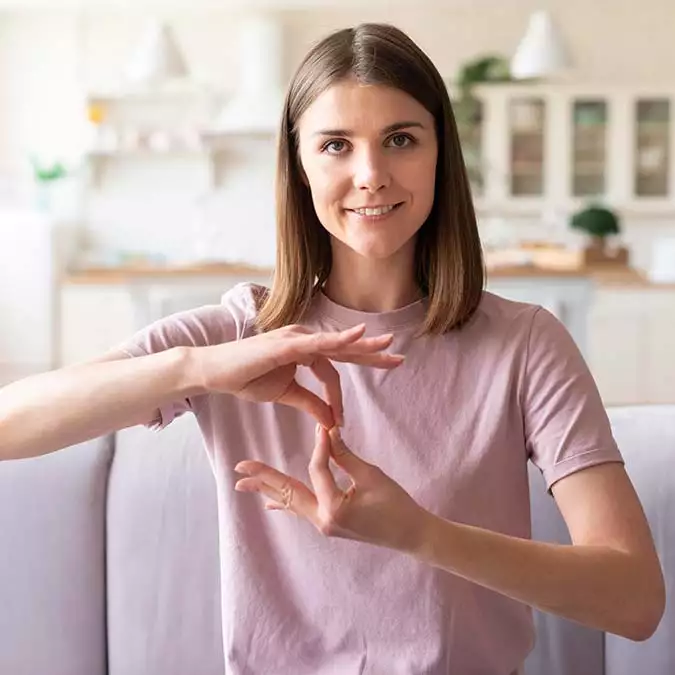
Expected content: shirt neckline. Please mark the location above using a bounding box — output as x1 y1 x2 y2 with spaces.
312 290 427 331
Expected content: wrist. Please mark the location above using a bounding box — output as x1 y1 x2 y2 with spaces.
170 346 208 397
408 509 449 564
406 507 441 559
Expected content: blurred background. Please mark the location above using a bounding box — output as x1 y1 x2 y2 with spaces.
0 0 673 407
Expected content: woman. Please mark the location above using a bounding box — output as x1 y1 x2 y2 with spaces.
0 23 664 674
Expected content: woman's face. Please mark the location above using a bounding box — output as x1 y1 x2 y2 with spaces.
297 79 438 262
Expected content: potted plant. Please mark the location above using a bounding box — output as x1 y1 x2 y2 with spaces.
569 203 628 265
451 55 512 191
30 156 69 211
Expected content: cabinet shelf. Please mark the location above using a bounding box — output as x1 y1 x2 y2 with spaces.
87 149 215 159
85 146 226 188
84 85 277 189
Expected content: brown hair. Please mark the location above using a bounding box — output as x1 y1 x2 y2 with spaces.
256 22 484 335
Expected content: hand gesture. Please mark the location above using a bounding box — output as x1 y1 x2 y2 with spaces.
199 323 403 428
234 425 428 555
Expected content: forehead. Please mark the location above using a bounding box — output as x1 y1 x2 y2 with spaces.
298 79 433 134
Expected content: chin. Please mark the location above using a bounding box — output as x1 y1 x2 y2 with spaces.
343 236 412 261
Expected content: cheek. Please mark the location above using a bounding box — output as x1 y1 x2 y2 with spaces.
412 155 437 211
306 167 347 214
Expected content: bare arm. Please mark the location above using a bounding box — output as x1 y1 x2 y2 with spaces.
235 431 665 642
414 463 665 641
0 324 403 462
0 347 198 461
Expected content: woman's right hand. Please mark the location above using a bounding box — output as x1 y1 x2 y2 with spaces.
195 324 403 428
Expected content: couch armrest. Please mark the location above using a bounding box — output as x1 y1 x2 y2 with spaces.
0 437 113 675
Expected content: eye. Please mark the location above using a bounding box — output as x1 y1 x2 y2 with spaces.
322 139 349 155
387 133 415 148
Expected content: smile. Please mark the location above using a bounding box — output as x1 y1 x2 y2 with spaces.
347 203 403 217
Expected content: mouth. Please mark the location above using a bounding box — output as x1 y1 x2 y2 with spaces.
345 202 404 217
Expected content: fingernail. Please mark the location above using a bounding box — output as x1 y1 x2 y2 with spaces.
316 423 322 437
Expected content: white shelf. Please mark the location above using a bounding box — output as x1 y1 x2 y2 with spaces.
87 148 214 159
82 82 280 189
84 147 225 188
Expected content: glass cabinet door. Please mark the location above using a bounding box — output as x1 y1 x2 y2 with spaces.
509 98 545 196
634 99 670 197
571 100 607 197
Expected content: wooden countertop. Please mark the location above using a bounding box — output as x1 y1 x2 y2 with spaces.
60 262 675 289
61 262 273 284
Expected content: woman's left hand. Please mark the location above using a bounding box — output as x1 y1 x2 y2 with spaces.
234 425 429 555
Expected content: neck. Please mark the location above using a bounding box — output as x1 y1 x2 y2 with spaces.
323 241 422 312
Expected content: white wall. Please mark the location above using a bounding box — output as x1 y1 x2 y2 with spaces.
1 2 675 269
285 0 675 87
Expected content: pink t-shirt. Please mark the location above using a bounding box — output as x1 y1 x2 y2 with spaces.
120 282 622 675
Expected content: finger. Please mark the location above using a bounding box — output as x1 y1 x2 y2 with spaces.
234 469 317 517
234 460 299 492
277 379 335 428
324 352 405 369
328 427 372 483
308 424 343 505
307 357 344 426
320 333 395 355
293 324 368 356
234 476 283 501
236 478 304 515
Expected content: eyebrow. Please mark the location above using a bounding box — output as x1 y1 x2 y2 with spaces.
312 121 426 137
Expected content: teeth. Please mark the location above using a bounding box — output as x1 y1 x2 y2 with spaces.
353 205 396 216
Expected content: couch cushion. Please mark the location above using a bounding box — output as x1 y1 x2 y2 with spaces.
0 437 113 675
605 405 675 675
106 414 223 675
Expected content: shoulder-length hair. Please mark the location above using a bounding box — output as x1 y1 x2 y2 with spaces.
256 22 484 335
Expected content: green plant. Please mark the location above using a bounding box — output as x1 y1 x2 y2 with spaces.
30 156 68 183
452 55 512 189
570 204 621 239
456 55 512 99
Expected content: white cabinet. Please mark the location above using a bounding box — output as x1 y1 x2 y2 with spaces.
0 208 57 374
642 292 675 403
588 287 675 405
59 286 135 364
458 83 675 215
487 275 593 357
58 271 271 365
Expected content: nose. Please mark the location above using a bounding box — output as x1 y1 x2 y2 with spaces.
352 147 391 193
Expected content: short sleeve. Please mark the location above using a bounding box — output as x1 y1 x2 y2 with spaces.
115 282 261 431
523 307 624 490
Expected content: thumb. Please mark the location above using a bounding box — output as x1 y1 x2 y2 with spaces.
328 427 371 481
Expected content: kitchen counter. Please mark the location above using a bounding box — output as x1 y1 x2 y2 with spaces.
61 262 273 285
60 262 673 289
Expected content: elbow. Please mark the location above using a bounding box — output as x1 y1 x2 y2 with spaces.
621 571 666 642
624 610 664 643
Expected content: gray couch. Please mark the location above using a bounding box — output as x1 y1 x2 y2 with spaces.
1 405 673 675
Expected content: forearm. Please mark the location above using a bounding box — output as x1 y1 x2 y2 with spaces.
0 347 201 461
413 513 663 641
